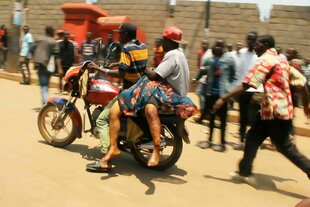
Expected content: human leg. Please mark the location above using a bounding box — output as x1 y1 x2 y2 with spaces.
238 92 252 142
20 56 30 84
25 58 31 84
145 103 161 166
96 98 117 154
37 64 51 105
238 118 268 176
270 119 310 177
219 102 228 145
99 101 122 163
212 101 228 152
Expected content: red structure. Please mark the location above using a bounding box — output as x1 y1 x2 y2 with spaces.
61 3 108 45
61 3 146 46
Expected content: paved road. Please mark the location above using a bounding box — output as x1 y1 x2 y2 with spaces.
0 78 309 207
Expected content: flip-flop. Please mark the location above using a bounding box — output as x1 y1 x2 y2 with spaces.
86 161 112 172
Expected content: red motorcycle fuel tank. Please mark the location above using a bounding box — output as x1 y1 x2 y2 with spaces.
85 79 120 106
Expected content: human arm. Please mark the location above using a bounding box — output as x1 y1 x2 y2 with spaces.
289 65 310 117
56 58 63 76
213 83 249 112
145 67 164 81
299 85 310 117
88 62 125 79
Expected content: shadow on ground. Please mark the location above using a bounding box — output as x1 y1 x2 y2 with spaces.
204 173 307 200
100 156 188 195
38 141 188 195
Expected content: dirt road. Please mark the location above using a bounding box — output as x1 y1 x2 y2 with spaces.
0 78 309 207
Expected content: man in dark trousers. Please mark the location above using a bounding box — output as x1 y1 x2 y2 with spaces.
55 31 75 93
213 35 310 186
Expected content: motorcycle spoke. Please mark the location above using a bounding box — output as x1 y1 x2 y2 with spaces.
51 129 60 138
62 126 71 135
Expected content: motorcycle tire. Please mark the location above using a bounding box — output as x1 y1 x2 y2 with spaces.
130 124 183 170
37 102 77 147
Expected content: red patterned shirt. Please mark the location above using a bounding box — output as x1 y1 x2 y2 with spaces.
243 48 306 120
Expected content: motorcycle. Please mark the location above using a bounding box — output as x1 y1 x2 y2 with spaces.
37 55 191 170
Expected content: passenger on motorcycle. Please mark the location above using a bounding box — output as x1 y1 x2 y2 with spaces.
87 26 197 172
86 22 148 171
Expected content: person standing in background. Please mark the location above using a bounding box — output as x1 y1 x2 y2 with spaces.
0 24 8 69
153 38 164 68
196 42 236 152
234 32 259 150
19 25 33 85
69 34 80 64
193 39 212 123
55 31 75 93
80 31 97 62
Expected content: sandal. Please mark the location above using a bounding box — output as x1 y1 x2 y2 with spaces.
86 161 112 172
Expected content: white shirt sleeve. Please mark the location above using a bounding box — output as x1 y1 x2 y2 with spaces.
155 52 176 79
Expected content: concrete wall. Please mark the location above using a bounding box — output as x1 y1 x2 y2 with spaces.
1 0 309 78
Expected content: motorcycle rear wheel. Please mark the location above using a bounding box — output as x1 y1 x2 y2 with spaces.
130 124 183 170
37 103 77 147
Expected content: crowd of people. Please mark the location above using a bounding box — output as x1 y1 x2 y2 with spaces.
3 25 118 105
193 33 310 152
189 32 310 190
2 22 310 197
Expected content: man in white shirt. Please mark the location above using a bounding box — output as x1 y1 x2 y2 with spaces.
234 32 259 149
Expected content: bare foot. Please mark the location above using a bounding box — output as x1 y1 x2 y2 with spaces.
147 152 160 166
99 160 112 169
101 147 121 162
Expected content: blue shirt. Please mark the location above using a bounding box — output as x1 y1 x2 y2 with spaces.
20 33 33 58
211 59 221 95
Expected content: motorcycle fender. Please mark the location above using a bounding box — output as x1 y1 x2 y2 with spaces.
177 120 190 144
48 97 82 138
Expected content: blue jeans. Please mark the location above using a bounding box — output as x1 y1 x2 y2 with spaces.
36 63 51 105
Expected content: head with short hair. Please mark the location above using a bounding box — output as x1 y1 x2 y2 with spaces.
235 41 243 51
285 48 298 61
247 31 258 51
23 25 29 34
255 34 275 57
45 26 54 37
201 39 209 51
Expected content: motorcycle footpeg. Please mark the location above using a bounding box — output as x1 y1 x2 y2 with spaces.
139 139 167 150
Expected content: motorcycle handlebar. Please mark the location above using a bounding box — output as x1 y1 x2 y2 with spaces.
78 61 94 76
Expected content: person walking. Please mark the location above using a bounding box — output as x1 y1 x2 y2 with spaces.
19 25 33 85
196 41 236 152
213 34 310 185
32 26 58 106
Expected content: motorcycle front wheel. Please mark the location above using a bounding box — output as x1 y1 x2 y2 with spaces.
130 124 183 170
37 103 77 147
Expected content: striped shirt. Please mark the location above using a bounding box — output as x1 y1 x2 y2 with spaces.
243 48 306 120
119 39 148 89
